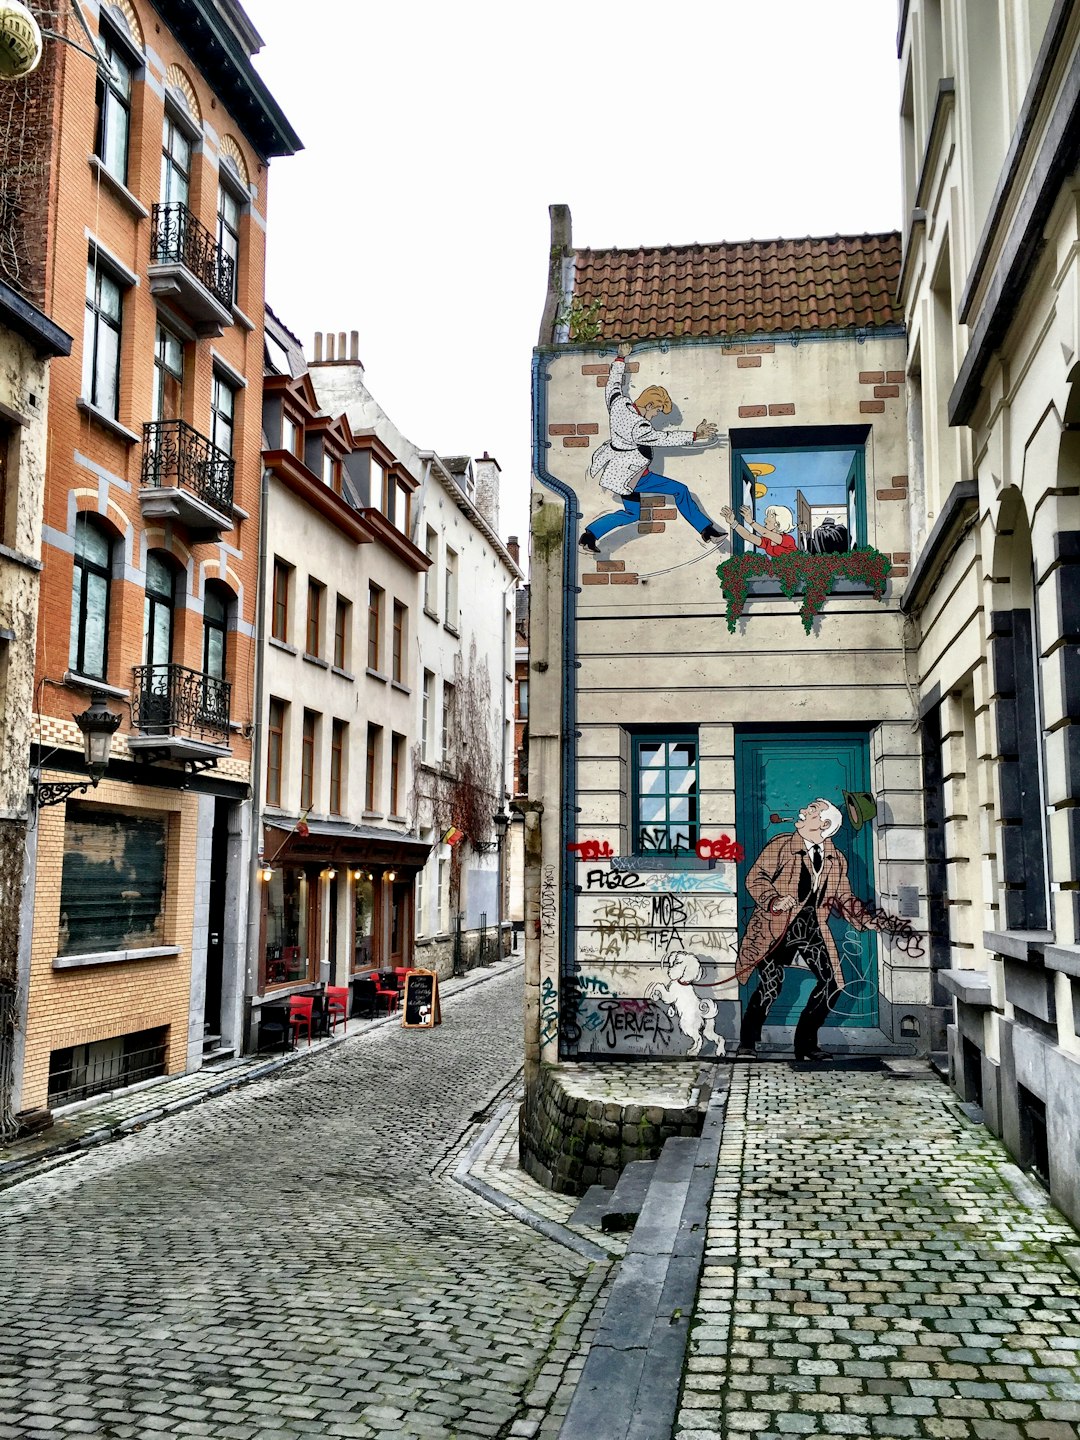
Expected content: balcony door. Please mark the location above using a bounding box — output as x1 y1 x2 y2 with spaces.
161 112 191 208
143 552 176 731
152 324 183 424
200 581 229 731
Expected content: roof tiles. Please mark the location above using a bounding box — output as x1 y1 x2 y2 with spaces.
570 232 902 340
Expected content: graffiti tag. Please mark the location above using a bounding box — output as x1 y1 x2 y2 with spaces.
828 894 926 959
539 974 559 1048
596 997 675 1051
695 835 745 862
567 839 614 860
584 868 643 891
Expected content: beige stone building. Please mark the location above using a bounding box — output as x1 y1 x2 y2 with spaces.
0 281 71 1136
525 213 933 1184
898 0 1080 1222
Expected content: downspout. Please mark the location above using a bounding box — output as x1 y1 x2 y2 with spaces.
530 350 582 1058
243 462 271 1049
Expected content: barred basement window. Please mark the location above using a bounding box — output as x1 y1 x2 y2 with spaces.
58 805 168 956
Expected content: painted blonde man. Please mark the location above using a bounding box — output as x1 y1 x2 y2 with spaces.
581 342 727 553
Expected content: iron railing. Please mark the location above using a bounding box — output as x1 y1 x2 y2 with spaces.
141 418 235 516
150 201 234 310
47 1028 167 1108
131 662 231 744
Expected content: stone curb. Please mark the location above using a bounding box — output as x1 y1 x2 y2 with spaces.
0 957 523 1195
557 1068 731 1440
453 1099 611 1265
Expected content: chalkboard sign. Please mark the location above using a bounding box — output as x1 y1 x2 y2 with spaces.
402 969 441 1028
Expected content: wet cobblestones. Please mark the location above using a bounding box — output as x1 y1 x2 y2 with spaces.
675 1063 1080 1440
0 966 609 1440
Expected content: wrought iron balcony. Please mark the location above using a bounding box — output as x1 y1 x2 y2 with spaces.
131 663 231 749
140 419 234 536
149 202 234 332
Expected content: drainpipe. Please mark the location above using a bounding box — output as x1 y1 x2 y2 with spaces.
243 463 271 1051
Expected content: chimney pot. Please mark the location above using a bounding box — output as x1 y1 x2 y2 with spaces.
314 332 323 361
350 331 359 361
338 331 347 360
507 536 520 565
327 333 335 360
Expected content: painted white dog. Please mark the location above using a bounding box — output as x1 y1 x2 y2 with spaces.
646 950 726 1058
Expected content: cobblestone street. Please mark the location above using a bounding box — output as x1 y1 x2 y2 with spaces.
676 1063 1080 1440
0 965 608 1440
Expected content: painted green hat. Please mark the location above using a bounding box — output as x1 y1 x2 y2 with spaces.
843 790 878 831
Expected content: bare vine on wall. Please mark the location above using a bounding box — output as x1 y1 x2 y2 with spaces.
409 639 501 904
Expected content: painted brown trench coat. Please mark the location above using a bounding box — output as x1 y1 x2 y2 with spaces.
734 831 869 987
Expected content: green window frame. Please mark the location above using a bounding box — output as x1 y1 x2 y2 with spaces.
730 439 867 555
631 731 699 855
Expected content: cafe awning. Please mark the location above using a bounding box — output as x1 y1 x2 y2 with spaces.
264 817 433 869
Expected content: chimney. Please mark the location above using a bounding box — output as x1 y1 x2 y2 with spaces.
472 453 501 534
310 327 364 372
507 535 520 566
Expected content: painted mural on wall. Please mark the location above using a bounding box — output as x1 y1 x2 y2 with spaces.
552 788 923 1063
579 343 728 556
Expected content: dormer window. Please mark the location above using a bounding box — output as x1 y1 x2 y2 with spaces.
282 413 302 457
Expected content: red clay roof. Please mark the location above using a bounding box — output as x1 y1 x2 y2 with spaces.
570 232 902 340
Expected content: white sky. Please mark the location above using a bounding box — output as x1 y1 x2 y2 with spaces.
244 0 903 548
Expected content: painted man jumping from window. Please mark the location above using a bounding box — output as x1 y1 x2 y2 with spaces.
580 342 728 554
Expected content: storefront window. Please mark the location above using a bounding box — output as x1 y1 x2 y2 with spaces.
264 865 313 986
353 873 374 972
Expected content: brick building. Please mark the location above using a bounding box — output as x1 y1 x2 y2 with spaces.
11 0 298 1116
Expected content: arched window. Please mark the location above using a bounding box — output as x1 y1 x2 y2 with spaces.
202 580 231 680
144 552 177 671
70 515 113 681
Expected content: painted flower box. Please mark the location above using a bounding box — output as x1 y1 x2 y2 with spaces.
716 547 893 634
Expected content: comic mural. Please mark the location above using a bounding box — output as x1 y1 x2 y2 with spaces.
535 320 924 1061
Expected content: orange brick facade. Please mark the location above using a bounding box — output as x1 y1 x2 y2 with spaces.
16 0 298 1114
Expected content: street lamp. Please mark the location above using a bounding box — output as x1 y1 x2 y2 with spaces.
493 809 510 961
34 698 121 807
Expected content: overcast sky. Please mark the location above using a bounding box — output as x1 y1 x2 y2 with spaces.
244 0 903 548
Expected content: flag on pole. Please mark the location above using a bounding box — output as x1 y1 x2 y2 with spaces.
295 811 311 837
441 825 464 846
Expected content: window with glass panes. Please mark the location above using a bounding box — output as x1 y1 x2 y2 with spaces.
395 478 411 535
94 31 132 183
216 183 241 304
301 710 317 811
306 579 323 657
267 697 285 806
272 559 290 643
632 733 699 854
392 601 406 683
334 597 350 669
424 527 438 612
330 720 346 815
442 681 454 766
365 724 380 810
82 263 122 417
202 582 229 681
160 111 191 206
322 449 341 494
390 733 403 814
282 413 302 457
143 552 176 669
152 323 183 423
421 670 433 761
367 584 382 671
445 547 458 625
210 372 235 456
69 515 112 680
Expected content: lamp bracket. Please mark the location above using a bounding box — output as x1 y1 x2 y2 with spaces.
34 776 99 809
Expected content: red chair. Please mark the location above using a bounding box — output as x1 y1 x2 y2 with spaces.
288 995 314 1046
373 973 399 1014
325 985 349 1034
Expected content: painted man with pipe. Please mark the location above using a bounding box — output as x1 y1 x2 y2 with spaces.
736 798 888 1061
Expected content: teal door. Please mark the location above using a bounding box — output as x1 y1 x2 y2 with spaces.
734 732 878 1028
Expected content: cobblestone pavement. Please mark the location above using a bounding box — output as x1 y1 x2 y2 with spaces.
0 965 610 1440
675 1062 1080 1440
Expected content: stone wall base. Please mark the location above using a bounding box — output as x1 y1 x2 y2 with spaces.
519 1061 712 1196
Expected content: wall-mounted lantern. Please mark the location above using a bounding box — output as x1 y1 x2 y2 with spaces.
35 698 122 807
